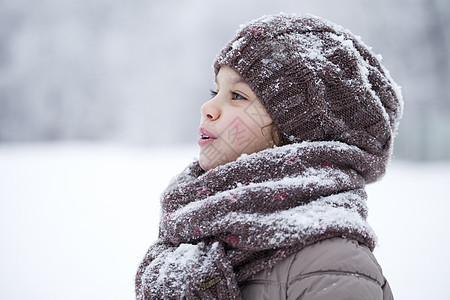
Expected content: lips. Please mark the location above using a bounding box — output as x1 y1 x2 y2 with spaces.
198 127 217 147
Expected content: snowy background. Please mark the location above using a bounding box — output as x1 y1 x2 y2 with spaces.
1 0 450 299
1 0 449 159
1 143 449 299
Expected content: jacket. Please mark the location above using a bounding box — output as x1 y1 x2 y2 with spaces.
239 238 393 299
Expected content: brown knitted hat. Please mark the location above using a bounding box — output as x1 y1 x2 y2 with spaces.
214 13 403 159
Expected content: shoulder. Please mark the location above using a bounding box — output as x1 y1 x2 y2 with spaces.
287 237 391 299
289 237 384 283
240 238 392 300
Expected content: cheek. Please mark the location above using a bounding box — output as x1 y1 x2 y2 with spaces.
222 115 263 147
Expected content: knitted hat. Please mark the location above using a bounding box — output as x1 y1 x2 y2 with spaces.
214 13 403 160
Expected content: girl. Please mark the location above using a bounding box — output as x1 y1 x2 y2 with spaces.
136 13 402 299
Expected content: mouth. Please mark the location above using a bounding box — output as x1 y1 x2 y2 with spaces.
198 128 217 147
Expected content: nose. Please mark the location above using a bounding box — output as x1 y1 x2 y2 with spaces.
200 98 221 121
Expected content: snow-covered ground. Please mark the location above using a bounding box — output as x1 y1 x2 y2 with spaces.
0 142 448 299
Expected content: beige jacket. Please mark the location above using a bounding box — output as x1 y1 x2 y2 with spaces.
239 238 393 300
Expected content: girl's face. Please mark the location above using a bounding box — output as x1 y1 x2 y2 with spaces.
198 66 276 171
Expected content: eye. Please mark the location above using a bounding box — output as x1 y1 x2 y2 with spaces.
209 89 218 98
231 91 247 100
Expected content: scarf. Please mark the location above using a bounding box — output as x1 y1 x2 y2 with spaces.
135 141 381 299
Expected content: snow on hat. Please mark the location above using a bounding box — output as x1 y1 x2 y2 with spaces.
214 13 403 159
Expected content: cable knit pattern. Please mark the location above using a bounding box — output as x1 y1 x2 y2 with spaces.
214 14 403 183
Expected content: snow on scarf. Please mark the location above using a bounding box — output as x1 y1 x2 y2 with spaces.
135 141 380 299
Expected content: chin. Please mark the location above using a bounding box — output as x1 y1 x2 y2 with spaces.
199 156 230 172
198 157 212 172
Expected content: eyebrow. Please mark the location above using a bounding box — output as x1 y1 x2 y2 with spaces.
232 77 247 85
214 76 248 86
